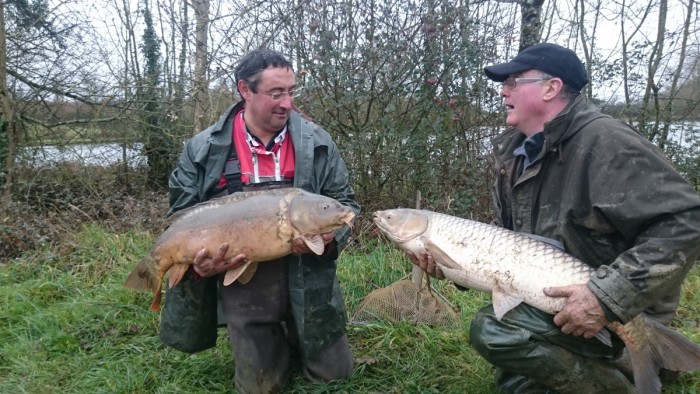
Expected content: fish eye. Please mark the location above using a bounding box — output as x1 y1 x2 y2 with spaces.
322 203 329 210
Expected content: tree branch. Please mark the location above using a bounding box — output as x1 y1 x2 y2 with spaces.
19 113 124 128
7 69 108 107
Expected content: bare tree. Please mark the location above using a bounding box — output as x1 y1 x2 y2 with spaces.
657 0 695 150
619 0 654 119
576 0 603 98
191 0 209 133
3 0 699 215
0 1 15 210
0 0 122 209
638 0 668 139
520 0 545 51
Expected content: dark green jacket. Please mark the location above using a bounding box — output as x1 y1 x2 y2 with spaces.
168 103 360 358
491 95 700 325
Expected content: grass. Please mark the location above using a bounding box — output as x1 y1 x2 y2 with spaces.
1 224 698 393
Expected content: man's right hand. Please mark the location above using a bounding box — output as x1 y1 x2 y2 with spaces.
407 251 445 279
192 243 248 278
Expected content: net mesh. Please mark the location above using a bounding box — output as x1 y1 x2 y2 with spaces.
354 191 461 328
351 277 461 328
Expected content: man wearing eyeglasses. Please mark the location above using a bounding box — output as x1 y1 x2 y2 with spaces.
164 48 359 393
411 43 700 392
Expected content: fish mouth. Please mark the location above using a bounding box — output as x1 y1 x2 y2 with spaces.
343 211 356 228
371 212 385 231
372 211 415 243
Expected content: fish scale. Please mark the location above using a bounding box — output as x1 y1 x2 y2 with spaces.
420 211 594 317
373 208 700 394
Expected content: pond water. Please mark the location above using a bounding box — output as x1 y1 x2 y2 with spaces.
665 121 699 149
17 143 147 168
15 121 698 169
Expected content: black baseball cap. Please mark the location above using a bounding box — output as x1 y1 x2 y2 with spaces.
484 43 588 91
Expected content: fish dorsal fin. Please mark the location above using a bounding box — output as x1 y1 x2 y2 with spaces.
166 264 190 289
223 260 255 286
166 200 216 223
237 262 259 285
492 288 524 320
168 190 286 223
303 235 326 255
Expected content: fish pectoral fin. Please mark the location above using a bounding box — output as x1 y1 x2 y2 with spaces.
411 265 425 291
237 262 259 285
491 288 523 320
423 239 461 270
166 264 190 289
303 235 326 255
223 260 255 286
594 329 612 347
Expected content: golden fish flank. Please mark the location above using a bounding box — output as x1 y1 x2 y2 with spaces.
373 208 700 394
124 188 355 311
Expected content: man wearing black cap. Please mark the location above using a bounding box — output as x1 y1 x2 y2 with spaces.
411 43 700 392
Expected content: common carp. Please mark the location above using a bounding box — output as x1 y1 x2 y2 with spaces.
125 188 355 311
373 208 700 394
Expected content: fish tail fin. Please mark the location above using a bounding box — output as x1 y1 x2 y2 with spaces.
125 255 165 312
625 315 700 394
124 255 162 293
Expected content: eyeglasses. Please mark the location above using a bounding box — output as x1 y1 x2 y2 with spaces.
502 76 551 89
261 89 302 101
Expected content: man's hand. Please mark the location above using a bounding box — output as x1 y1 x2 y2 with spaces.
292 232 335 255
408 251 445 280
192 243 247 278
544 284 608 338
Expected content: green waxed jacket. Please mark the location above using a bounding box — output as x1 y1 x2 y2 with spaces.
491 95 700 325
167 103 360 358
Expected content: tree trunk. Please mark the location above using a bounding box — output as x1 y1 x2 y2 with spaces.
519 0 545 51
192 0 209 134
640 0 667 140
620 0 653 123
658 0 693 151
577 0 601 98
0 1 15 212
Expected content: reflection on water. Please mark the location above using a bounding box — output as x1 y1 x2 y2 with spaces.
17 143 146 168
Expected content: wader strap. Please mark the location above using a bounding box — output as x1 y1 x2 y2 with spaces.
224 142 243 194
224 138 293 194
242 179 294 192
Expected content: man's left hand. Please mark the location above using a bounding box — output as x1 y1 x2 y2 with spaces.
544 284 608 339
292 232 334 255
